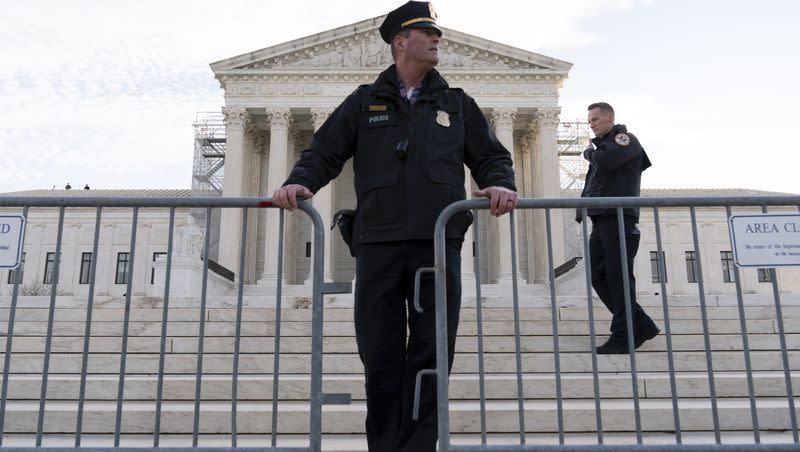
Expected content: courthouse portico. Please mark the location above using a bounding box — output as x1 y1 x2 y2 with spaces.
210 16 572 287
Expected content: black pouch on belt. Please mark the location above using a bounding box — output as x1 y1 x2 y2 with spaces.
332 209 357 257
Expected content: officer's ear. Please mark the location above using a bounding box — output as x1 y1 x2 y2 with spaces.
393 34 406 54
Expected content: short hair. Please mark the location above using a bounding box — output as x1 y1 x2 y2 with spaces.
588 102 614 115
390 29 412 60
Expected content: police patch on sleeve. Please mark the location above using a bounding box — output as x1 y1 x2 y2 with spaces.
614 133 631 146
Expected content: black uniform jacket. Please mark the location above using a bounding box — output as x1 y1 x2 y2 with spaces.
284 64 516 245
578 124 651 221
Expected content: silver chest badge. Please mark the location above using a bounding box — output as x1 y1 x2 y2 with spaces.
436 110 450 127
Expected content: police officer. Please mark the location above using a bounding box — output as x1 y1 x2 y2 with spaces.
578 102 659 354
272 2 517 450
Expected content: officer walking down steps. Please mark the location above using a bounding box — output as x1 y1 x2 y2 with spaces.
272 2 517 450
578 102 660 355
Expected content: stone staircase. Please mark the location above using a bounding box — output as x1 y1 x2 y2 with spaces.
0 299 798 449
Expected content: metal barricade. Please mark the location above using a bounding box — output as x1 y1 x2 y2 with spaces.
0 196 346 451
429 196 800 451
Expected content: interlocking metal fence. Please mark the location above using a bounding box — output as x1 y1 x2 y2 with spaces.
429 196 800 452
0 196 349 452
2 195 800 451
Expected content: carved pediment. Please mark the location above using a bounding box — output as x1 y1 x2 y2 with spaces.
211 17 571 74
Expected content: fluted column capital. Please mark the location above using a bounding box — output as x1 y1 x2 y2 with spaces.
266 107 293 130
490 106 517 130
535 107 561 129
222 105 250 129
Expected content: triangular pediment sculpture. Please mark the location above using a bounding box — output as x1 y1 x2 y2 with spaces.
211 16 571 74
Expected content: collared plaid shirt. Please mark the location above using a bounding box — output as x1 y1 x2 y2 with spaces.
398 77 422 105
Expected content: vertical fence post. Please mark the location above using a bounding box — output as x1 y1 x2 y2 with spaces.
192 208 213 447
545 209 564 444
271 208 286 447
230 208 249 447
689 206 721 443
580 208 604 444
35 206 66 446
726 205 760 443
113 206 139 447
653 207 682 444
75 206 102 446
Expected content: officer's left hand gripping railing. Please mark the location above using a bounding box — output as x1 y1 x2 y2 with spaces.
0 196 349 451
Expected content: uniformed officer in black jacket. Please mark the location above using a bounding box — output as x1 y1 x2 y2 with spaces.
578 102 659 354
272 2 518 450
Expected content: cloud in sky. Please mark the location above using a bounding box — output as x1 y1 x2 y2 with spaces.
1 0 797 194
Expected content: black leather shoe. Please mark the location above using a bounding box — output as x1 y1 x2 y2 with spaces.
634 325 660 349
596 338 630 355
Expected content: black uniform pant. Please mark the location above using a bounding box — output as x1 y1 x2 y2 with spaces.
354 239 462 452
589 215 651 339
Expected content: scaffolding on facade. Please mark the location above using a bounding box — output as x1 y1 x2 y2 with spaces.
557 119 592 261
191 112 226 260
192 112 226 196
557 119 591 193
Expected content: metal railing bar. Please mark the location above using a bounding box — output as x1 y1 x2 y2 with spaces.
580 208 603 444
653 207 682 444
271 208 285 447
545 208 565 444
231 208 249 447
509 211 526 445
725 205 760 443
153 207 175 446
114 206 139 447
192 208 213 447
4 194 800 209
689 206 721 444
75 206 102 446
434 205 453 451
761 206 799 442
300 200 326 452
35 206 65 446
472 209 488 445
0 206 27 447
615 208 642 444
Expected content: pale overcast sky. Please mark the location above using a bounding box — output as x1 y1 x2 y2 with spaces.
1 0 798 194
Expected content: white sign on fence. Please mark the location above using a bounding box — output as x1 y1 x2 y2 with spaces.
0 215 26 269
729 213 800 268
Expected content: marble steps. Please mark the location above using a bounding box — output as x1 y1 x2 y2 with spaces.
1 372 798 401
2 349 799 375
1 317 793 339
1 305 798 323
2 398 798 434
3 333 799 355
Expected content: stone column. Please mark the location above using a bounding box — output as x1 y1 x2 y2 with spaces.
305 108 335 284
528 120 547 283
535 107 566 274
260 107 292 285
242 121 263 283
519 123 537 283
461 169 476 288
219 106 249 275
490 107 521 284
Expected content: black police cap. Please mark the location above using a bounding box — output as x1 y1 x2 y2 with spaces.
379 1 442 44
